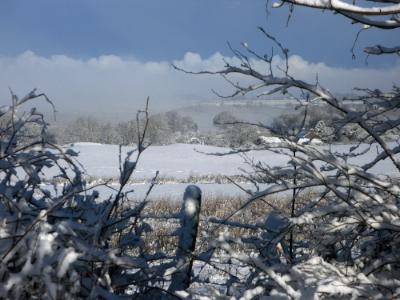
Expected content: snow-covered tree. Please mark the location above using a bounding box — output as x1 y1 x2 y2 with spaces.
0 93 181 299
173 1 400 298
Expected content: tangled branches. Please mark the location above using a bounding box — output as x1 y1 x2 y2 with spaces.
172 15 400 297
0 91 178 299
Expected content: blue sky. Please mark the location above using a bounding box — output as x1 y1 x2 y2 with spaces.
1 0 397 66
0 0 398 112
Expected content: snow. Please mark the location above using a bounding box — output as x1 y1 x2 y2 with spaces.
57 249 80 278
47 142 399 199
185 198 197 214
63 142 398 178
64 143 276 179
69 142 103 146
256 136 284 145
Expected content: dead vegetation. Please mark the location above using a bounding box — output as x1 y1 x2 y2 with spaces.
133 190 315 255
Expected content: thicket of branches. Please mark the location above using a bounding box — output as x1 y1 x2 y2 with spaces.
171 0 400 298
0 93 186 298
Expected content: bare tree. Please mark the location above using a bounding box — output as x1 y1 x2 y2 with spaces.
0 92 182 299
172 1 400 298
274 0 400 55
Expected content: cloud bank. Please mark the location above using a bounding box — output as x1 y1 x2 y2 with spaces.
0 51 398 113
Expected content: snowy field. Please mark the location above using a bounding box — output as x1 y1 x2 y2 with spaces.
64 143 286 179
64 142 398 178
49 142 399 200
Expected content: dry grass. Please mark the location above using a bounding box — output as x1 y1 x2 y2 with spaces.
125 189 317 255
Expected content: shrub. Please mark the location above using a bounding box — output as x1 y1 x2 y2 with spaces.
0 92 174 298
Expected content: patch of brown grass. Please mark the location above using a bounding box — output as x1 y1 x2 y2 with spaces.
131 189 316 255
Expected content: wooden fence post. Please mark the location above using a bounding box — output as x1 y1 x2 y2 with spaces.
169 185 202 293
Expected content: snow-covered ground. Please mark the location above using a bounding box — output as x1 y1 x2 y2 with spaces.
50 142 398 200
64 142 398 178
62 143 285 179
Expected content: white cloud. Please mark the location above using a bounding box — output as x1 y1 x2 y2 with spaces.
286 55 400 92
0 51 398 114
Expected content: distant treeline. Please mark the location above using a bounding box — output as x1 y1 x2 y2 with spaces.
44 103 398 146
49 111 198 145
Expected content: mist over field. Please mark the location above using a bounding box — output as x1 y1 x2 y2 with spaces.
0 51 399 116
